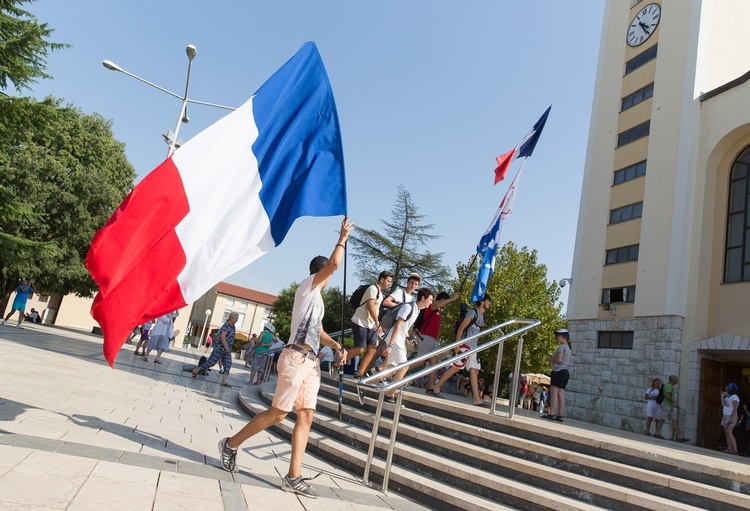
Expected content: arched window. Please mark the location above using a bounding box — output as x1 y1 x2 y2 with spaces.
724 145 750 282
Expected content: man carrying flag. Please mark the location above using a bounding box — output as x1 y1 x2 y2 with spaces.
217 218 352 497
86 42 347 367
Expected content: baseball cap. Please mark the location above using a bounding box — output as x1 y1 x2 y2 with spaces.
554 329 569 335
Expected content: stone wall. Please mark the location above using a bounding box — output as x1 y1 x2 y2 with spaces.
565 315 684 433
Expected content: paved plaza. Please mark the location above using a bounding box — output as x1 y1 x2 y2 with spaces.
0 324 431 511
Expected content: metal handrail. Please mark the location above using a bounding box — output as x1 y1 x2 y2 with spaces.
358 317 541 493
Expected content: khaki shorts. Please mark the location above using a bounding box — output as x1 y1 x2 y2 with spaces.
721 414 738 428
271 348 320 412
658 403 678 422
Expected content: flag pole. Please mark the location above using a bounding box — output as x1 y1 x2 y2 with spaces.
337 242 347 420
457 253 480 295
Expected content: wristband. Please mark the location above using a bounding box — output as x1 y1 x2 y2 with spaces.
336 243 345 249
388 343 394 348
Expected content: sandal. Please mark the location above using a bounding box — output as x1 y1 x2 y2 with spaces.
154 360 162 364
142 357 148 361
191 371 198 379
653 434 664 439
220 382 232 388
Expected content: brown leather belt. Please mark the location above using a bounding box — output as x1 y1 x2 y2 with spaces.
285 343 317 360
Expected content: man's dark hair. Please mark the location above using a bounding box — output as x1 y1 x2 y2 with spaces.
378 270 394 281
435 291 450 301
475 293 491 306
417 287 434 301
309 256 329 275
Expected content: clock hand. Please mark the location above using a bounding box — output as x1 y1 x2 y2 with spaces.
639 21 652 35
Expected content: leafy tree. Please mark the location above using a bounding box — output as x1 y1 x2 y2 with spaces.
440 242 566 381
271 283 350 345
0 0 68 92
0 96 136 311
349 184 451 291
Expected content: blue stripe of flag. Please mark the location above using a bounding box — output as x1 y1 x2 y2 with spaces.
252 42 348 245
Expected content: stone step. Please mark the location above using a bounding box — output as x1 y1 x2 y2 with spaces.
310 388 723 511
315 376 750 509
239 393 522 511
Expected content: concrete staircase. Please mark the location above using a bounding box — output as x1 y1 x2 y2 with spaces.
238 375 750 511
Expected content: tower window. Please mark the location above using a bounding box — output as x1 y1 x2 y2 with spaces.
601 286 636 304
724 145 750 282
617 121 650 147
598 331 634 349
621 83 654 111
605 244 639 265
609 202 643 225
625 45 657 75
613 160 647 185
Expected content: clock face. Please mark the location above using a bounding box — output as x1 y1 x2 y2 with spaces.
627 3 661 47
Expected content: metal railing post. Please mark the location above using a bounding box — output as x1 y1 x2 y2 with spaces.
382 390 405 495
362 393 385 486
507 335 525 419
490 339 504 415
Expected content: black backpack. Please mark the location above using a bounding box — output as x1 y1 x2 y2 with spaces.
655 384 665 405
349 284 377 309
453 303 478 339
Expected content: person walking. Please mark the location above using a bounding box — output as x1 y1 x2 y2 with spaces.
248 324 275 385
654 375 689 442
3 278 36 329
339 271 392 379
410 291 459 395
721 383 740 454
379 287 433 403
644 378 662 436
542 329 572 422
134 321 152 356
191 312 239 387
215 217 352 498
143 312 178 364
431 294 492 407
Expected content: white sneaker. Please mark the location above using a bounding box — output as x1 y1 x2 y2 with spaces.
16 324 23 329
1 320 6 326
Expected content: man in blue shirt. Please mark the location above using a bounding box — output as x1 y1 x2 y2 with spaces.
3 278 36 329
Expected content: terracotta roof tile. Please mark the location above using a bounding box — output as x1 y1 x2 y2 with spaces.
213 282 278 305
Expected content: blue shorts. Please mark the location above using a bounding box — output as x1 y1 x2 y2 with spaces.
11 300 27 313
351 323 379 349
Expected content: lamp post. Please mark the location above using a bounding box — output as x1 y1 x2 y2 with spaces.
199 309 212 350
102 44 234 157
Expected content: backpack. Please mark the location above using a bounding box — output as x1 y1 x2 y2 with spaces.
378 287 407 321
379 302 415 331
655 384 665 405
349 284 377 310
413 307 435 333
453 303 478 339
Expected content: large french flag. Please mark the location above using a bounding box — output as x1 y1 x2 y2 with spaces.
86 42 347 367
493 106 551 184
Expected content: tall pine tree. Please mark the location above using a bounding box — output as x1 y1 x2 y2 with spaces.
349 184 451 291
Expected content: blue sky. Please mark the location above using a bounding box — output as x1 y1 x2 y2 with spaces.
26 1 605 305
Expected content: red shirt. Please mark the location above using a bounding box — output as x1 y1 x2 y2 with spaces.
419 307 441 338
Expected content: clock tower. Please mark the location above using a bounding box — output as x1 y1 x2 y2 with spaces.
567 0 750 446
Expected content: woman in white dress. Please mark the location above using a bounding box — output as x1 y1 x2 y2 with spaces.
644 377 661 436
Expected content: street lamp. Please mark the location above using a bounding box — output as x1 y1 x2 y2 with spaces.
199 309 212 350
102 44 234 157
